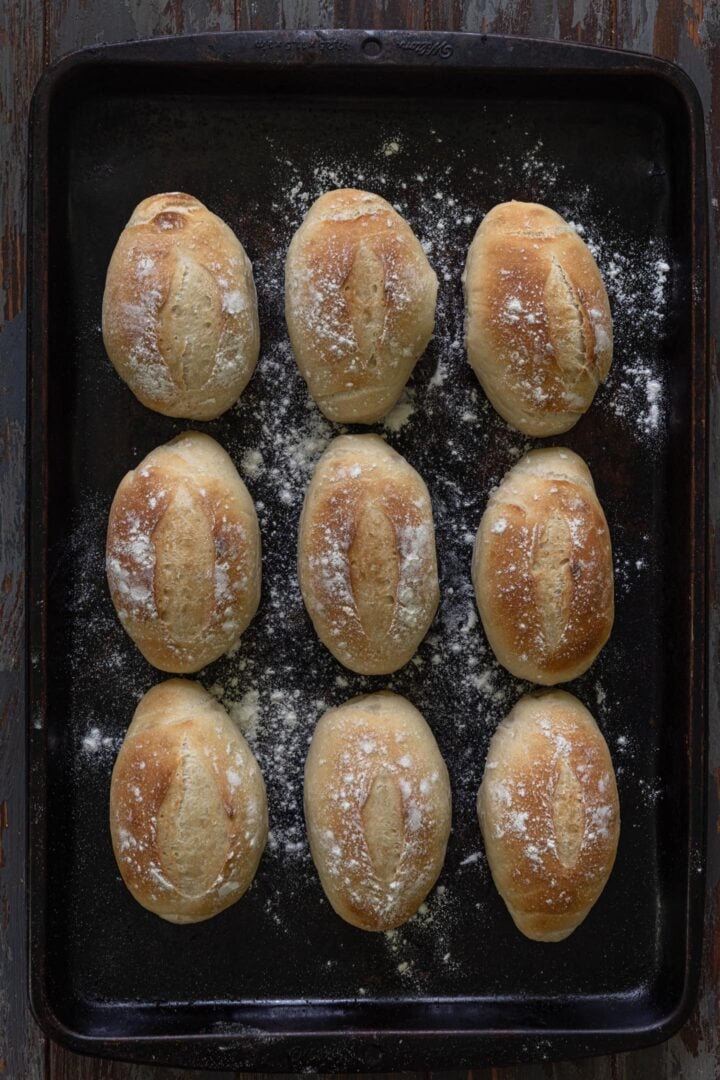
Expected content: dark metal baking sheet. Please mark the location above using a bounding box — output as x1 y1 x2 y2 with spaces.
27 29 708 1071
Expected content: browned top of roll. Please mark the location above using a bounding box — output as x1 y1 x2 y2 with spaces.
298 434 439 674
106 431 260 673
102 192 259 420
110 679 267 924
304 691 451 931
285 189 437 423
472 448 614 685
463 201 612 436
478 690 620 942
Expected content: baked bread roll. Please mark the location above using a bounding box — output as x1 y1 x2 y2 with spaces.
304 691 451 931
102 193 259 420
298 434 439 674
285 189 438 423
463 201 612 435
110 679 268 923
478 690 620 942
472 448 613 684
106 431 261 673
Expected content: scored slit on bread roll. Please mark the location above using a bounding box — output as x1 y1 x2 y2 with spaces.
110 679 268 923
106 431 261 673
285 189 438 423
298 434 439 674
304 691 452 931
472 447 613 684
102 192 259 420
478 690 620 942
463 201 612 436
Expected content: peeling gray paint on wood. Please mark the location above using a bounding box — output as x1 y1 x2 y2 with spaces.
460 0 533 35
617 0 659 54
124 0 236 34
281 0 335 29
47 0 236 57
2 1 719 1077
234 0 282 30
0 0 46 1074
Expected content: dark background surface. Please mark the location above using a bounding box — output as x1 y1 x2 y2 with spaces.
2 2 719 1079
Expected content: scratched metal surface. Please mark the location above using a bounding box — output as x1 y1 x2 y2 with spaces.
1 2 718 1080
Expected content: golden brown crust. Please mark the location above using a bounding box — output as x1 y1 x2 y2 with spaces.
472 448 614 684
110 679 268 923
478 690 620 942
304 691 451 931
102 193 259 420
106 431 261 673
463 201 612 436
285 189 438 423
298 434 439 674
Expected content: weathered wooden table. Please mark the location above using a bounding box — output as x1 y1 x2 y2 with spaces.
2 1 717 1077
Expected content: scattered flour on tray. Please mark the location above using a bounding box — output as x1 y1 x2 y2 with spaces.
56 123 672 992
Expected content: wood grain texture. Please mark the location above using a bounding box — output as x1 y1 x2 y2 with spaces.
44 0 235 57
1 0 717 1077
233 0 334 29
620 6 720 1077
0 0 47 1073
46 1054 238 1080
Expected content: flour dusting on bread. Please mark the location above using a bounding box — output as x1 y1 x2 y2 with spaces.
110 679 268 923
286 189 437 424
478 690 620 941
305 692 451 931
106 432 260 673
299 435 439 674
103 193 260 420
